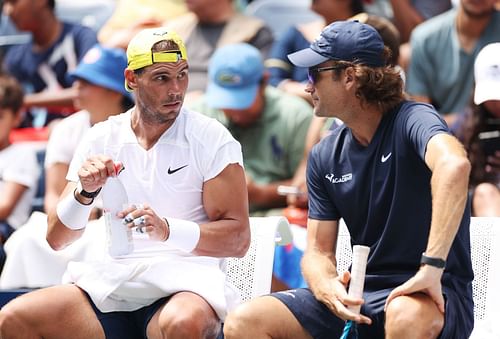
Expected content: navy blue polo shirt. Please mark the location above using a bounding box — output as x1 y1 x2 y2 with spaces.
307 101 473 292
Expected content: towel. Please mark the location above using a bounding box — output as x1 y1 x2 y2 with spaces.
64 255 240 320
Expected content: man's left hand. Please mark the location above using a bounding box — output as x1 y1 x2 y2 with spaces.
384 265 445 313
119 204 169 241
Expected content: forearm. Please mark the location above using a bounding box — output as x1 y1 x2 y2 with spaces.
278 80 312 104
46 185 88 250
192 218 250 258
302 248 338 299
426 155 470 258
24 88 76 108
0 202 14 220
389 0 424 42
248 181 289 208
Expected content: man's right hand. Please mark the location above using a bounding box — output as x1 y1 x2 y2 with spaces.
317 271 372 325
77 155 121 193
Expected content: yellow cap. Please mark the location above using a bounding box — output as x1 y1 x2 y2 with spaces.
125 27 188 91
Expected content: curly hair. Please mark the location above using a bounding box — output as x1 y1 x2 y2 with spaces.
331 47 405 113
457 102 498 187
0 74 24 113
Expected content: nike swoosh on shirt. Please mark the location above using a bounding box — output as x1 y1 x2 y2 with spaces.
167 164 188 174
381 153 392 163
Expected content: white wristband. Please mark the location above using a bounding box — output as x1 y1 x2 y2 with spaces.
166 217 200 253
56 190 94 230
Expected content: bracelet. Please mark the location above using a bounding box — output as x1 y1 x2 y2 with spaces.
164 217 200 253
56 189 95 230
76 181 102 200
73 188 93 206
162 218 170 242
420 253 446 269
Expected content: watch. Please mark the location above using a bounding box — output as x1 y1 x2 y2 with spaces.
420 253 446 269
76 181 102 199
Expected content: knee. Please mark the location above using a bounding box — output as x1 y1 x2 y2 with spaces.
161 309 217 339
0 303 23 336
473 183 500 217
385 296 443 339
223 304 258 339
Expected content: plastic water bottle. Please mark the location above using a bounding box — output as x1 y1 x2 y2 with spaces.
101 169 133 257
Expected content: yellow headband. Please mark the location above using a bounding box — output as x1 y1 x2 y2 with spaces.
125 27 188 91
127 50 186 71
126 28 188 71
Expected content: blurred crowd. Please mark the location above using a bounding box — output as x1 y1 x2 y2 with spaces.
0 0 499 286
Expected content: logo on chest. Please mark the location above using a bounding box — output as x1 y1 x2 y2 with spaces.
167 164 188 175
325 172 352 184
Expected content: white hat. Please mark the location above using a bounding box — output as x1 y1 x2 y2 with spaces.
474 42 500 105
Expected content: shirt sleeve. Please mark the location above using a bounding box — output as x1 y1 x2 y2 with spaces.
406 30 432 98
403 103 449 160
266 26 302 87
199 119 243 181
306 145 340 220
72 25 99 60
66 130 94 182
3 145 40 189
44 120 76 167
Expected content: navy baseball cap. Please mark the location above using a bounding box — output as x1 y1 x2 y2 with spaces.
205 43 264 110
288 20 385 68
68 44 132 100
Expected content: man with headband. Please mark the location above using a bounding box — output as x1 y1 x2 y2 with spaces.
0 27 249 339
223 20 474 339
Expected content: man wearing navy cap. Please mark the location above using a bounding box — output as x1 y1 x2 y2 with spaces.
224 20 474 339
191 43 312 214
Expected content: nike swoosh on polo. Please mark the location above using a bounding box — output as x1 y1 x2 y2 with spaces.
381 153 392 163
167 164 188 174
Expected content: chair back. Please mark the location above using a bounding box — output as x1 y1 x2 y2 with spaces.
225 216 291 302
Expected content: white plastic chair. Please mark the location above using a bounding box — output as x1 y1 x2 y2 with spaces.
469 217 500 323
225 216 292 302
336 217 500 329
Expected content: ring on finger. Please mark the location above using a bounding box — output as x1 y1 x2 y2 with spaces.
123 213 134 224
133 216 146 226
136 226 145 234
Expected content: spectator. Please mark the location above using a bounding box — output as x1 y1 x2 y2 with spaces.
97 0 188 48
265 0 365 104
390 0 452 44
165 0 274 102
0 27 249 338
0 74 39 271
0 44 134 290
453 42 500 217
190 43 312 215
44 44 134 214
223 20 473 339
406 0 500 124
389 0 452 72
1 0 98 127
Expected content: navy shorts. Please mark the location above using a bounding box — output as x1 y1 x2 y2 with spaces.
272 284 473 339
83 292 169 339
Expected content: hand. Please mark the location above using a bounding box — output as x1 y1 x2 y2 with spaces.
486 151 500 174
78 155 122 193
316 271 372 325
286 185 308 208
118 203 169 241
384 265 445 313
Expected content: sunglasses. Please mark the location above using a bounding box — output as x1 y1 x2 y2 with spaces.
307 65 347 84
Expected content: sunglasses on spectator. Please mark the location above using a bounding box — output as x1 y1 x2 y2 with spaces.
307 65 347 84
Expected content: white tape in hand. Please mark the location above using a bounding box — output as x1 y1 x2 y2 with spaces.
347 245 370 315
